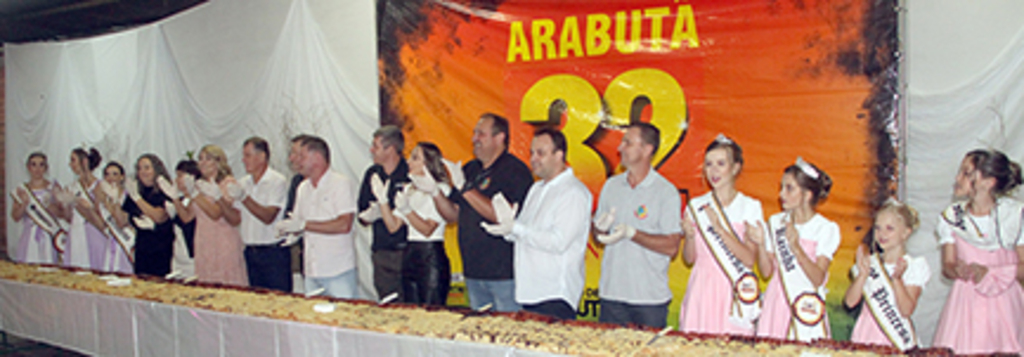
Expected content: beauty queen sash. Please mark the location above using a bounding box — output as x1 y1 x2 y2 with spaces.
941 199 1024 250
768 213 828 341
862 254 917 350
688 194 761 329
12 183 68 256
80 181 135 264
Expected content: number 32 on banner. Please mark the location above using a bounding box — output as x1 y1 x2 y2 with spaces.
520 68 688 179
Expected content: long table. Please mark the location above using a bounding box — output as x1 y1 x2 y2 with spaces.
0 279 558 357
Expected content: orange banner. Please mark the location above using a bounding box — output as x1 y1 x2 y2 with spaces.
378 0 898 338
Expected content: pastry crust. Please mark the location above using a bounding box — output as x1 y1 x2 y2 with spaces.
0 261 948 356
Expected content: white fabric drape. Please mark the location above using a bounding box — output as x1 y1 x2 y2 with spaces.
5 0 379 298
906 26 1024 347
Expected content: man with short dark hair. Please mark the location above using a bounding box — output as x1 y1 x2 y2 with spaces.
482 127 591 320
435 113 532 312
285 134 312 216
276 136 358 298
592 123 681 328
220 136 291 291
357 125 410 301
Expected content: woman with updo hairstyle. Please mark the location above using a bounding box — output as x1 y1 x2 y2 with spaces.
747 157 841 341
678 134 766 335
381 142 452 305
190 145 247 286
10 152 61 264
932 149 1024 354
57 147 110 269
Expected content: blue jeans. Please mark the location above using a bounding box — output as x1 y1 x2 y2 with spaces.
244 244 293 292
305 269 357 299
598 298 669 329
523 299 576 320
465 278 520 312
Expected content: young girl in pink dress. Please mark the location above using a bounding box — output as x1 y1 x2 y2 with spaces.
11 152 61 264
844 199 930 347
191 145 248 286
679 135 764 335
932 149 1024 354
748 158 840 341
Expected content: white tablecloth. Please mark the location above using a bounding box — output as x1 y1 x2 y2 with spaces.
0 279 559 357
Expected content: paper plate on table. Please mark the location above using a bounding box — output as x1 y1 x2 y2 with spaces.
313 303 335 313
106 278 132 287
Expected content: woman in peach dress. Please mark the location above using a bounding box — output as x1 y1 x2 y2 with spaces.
191 145 248 286
748 158 840 341
678 135 764 336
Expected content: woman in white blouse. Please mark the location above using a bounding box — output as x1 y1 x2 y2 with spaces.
380 142 451 305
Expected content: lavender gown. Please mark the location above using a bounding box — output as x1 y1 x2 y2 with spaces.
14 184 60 264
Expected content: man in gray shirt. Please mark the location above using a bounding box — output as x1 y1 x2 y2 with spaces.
592 123 682 328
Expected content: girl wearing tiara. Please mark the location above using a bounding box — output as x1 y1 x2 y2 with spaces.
748 157 840 341
932 149 1024 354
10 152 61 264
679 134 764 335
95 161 134 273
55 147 109 269
844 199 930 349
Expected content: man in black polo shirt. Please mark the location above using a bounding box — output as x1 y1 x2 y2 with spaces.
357 125 410 301
435 113 532 312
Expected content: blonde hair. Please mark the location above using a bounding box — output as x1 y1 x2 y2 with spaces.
199 145 232 182
876 198 920 231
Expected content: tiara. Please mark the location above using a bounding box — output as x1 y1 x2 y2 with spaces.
714 133 733 145
794 157 819 179
884 196 904 207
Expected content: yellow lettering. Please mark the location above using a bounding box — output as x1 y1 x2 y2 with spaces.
520 75 605 186
603 69 688 166
559 16 583 58
615 10 643 54
531 19 557 61
585 13 611 56
507 21 531 63
644 7 670 51
509 5 700 63
671 5 700 49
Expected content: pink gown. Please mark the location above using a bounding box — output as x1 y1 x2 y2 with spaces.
932 235 1024 354
849 255 930 347
679 221 755 336
757 239 831 340
193 203 248 286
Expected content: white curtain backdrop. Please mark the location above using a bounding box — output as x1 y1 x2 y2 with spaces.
5 0 380 298
906 26 1024 347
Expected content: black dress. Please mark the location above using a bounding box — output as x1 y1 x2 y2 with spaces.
122 185 173 276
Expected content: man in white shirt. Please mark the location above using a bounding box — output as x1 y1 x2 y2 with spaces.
483 127 592 320
221 137 290 292
276 136 358 298
592 123 682 328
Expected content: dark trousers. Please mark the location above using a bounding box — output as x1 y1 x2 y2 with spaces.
401 241 450 305
598 298 669 329
372 248 405 300
523 299 576 320
244 244 293 292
